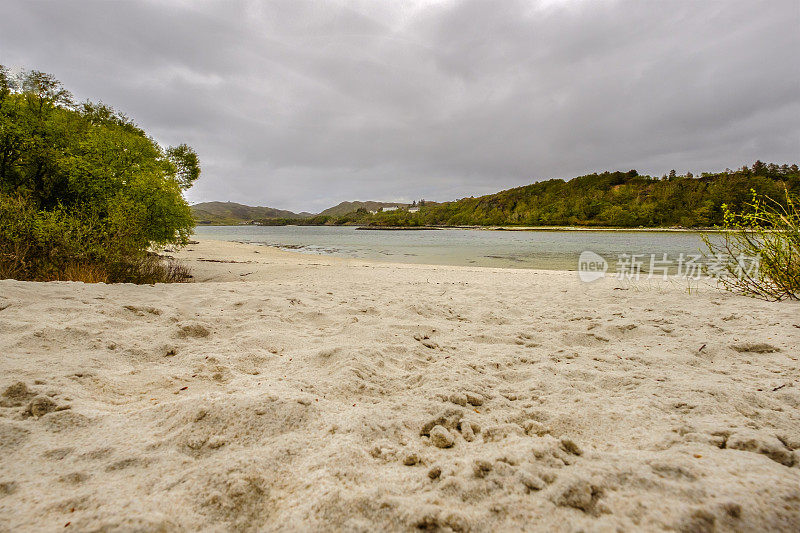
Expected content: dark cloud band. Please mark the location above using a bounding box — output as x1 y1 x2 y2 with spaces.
2 0 797 211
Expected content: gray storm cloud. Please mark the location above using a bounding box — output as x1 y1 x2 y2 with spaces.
1 0 798 212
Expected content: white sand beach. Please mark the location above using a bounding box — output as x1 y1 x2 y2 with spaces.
1 239 798 532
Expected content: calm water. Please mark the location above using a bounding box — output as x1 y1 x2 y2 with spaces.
193 225 719 273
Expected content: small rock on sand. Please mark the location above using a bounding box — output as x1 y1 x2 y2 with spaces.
461 422 475 442
0 481 18 495
560 437 583 456
403 452 420 466
553 476 600 513
1 382 34 407
473 459 493 478
429 425 455 448
523 420 550 436
448 393 467 406
27 396 57 418
177 324 211 339
517 471 546 491
465 392 484 406
419 408 462 436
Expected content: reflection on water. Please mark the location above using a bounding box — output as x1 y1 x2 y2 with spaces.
193 225 719 273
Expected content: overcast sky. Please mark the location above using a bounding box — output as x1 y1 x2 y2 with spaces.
2 0 798 212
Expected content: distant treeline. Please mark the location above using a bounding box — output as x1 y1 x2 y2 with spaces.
258 163 800 228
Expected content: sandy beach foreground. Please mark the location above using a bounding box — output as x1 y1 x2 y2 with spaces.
1 240 798 531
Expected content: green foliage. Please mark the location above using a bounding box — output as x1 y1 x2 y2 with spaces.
273 164 798 228
0 66 199 282
703 190 799 300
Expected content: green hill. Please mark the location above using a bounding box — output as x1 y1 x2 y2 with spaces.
199 162 800 228
365 164 800 228
192 200 415 224
191 202 311 225
317 201 410 217
286 162 799 228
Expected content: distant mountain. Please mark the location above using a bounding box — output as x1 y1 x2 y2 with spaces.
317 201 410 217
191 200 419 225
191 201 311 225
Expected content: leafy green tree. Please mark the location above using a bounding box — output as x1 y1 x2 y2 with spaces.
0 67 200 282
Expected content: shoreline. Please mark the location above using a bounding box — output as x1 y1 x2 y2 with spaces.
175 239 719 281
199 223 722 233
171 239 591 282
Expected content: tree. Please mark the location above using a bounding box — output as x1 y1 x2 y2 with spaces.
0 66 200 282
167 144 201 190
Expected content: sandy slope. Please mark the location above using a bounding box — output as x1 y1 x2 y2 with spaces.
1 240 798 532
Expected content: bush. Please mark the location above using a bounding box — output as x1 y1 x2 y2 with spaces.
0 66 199 282
703 189 799 300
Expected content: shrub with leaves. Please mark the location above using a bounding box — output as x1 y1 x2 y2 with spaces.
703 189 799 300
0 66 199 282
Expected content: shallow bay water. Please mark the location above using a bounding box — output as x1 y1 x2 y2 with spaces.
193 225 720 274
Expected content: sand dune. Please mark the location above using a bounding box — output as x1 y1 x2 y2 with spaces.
1 240 798 531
